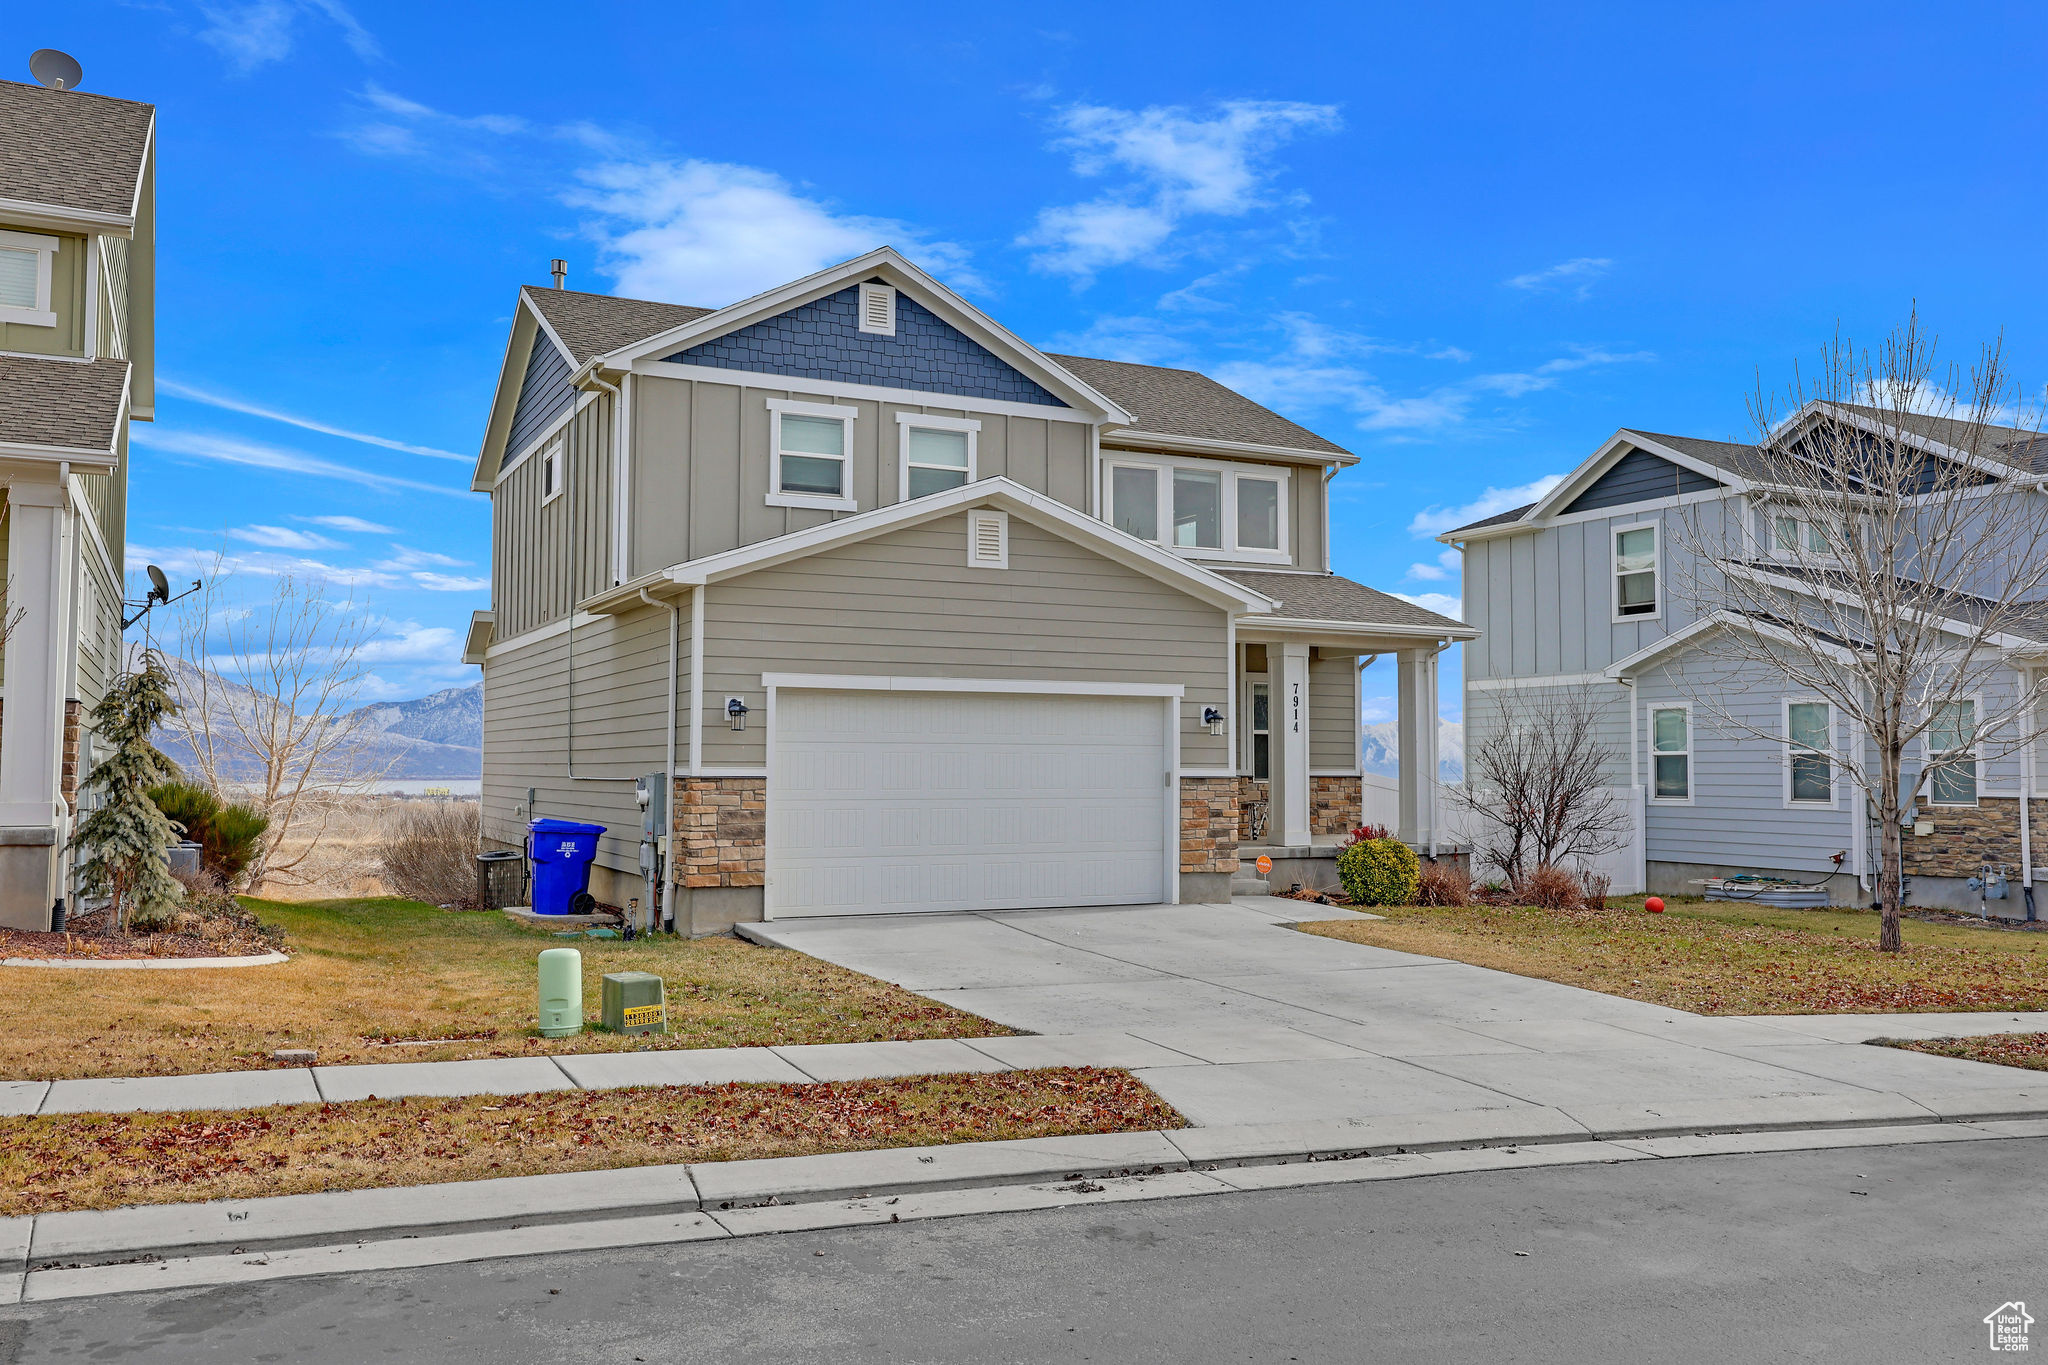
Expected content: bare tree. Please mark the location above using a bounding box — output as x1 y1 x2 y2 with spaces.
1456 690 1631 890
160 562 387 890
1669 313 2048 951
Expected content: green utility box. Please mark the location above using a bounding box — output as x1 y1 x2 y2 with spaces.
601 971 668 1035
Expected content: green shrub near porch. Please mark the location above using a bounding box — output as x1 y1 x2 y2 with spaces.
1338 837 1419 906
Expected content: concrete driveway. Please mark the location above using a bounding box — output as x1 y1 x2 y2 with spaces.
744 900 2048 1129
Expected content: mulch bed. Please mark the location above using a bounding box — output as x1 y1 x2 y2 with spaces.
0 907 282 961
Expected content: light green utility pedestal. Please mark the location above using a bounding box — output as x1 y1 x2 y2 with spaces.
538 948 583 1038
602 972 667 1035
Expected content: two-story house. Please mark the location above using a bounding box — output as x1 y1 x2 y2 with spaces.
0 76 154 929
1441 403 2048 911
467 248 1473 931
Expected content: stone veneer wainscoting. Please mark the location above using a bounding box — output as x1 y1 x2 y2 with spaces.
1311 775 1362 837
673 776 767 889
1179 777 1241 876
1904 798 2023 880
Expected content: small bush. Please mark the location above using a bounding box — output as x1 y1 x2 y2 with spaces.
148 781 270 887
1338 837 1420 906
379 802 483 908
1580 870 1612 911
1521 864 1585 911
1415 861 1470 907
167 868 288 953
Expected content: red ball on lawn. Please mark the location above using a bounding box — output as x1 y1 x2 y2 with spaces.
1644 897 1666 913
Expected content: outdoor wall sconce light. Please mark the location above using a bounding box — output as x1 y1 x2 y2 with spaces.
1202 705 1225 736
726 697 750 732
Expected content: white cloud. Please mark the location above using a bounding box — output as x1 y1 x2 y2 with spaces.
229 524 343 550
1505 257 1612 297
1406 475 1565 537
126 541 400 592
358 624 460 663
198 0 378 72
158 378 468 462
1021 100 1342 279
408 572 490 592
1393 591 1462 617
1405 547 1463 582
298 515 398 534
131 429 479 501
375 546 470 570
567 160 974 306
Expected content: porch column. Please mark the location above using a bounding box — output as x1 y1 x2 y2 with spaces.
1396 646 1440 851
1271 641 1312 847
0 482 68 929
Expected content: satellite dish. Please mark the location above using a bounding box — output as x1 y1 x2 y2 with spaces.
146 564 170 601
28 49 83 92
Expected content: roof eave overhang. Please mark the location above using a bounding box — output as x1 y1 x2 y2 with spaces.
1237 615 1478 643
1806 400 2036 483
460 609 496 666
470 299 556 491
1604 610 1860 678
1436 517 1530 545
1522 429 1751 526
0 440 120 471
1102 428 1356 468
0 194 136 239
602 248 1133 424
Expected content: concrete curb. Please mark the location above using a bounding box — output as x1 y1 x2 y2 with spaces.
0 951 289 970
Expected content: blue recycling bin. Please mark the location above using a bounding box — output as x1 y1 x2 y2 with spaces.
529 818 606 915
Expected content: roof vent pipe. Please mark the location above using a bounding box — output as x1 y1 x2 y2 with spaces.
550 259 567 290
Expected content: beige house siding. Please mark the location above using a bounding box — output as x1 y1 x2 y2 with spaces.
698 512 1232 770
490 391 614 640
97 234 129 360
1309 651 1359 770
628 374 1093 577
0 229 88 357
480 604 677 879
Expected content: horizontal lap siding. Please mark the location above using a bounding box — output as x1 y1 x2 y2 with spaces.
481 606 676 876
700 513 1230 770
1309 652 1358 770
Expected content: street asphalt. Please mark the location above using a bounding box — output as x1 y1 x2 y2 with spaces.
7 1135 2044 1363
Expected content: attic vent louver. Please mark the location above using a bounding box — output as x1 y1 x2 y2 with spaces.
966 509 1008 570
858 282 897 336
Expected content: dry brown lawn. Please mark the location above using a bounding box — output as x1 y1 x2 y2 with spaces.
0 897 1009 1080
1299 900 2048 1014
1878 1032 2048 1071
0 1068 1180 1216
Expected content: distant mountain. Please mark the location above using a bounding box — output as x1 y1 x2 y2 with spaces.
152 667 482 781
1360 719 1465 784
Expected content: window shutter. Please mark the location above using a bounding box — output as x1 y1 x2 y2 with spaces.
858 282 897 335
966 509 1008 570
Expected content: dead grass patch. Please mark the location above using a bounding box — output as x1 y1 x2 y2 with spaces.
1 897 1009 1080
0 1068 1178 1217
1298 900 2048 1014
1876 1033 2048 1071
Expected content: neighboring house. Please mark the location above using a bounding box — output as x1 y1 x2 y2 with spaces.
1440 403 2048 909
0 77 154 930
466 248 1473 930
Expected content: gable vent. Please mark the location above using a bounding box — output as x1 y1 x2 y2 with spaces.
858 282 897 336
966 509 1008 570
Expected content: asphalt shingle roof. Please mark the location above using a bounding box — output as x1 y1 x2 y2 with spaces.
0 79 154 221
523 287 714 367
0 355 129 451
1221 570 1468 632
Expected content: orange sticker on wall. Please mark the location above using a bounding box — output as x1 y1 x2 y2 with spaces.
1256 855 1273 876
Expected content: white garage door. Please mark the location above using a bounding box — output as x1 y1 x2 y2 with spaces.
767 688 1171 917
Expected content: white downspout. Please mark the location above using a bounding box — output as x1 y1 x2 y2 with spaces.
642 587 679 933
688 586 705 776
2021 668 2035 911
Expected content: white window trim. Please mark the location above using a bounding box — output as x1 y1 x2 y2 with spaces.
1782 696 1837 808
1612 521 1661 623
1648 701 1693 805
857 282 896 336
539 436 565 507
766 397 859 512
1925 693 1983 808
1101 452 1292 565
0 228 59 328
896 412 980 502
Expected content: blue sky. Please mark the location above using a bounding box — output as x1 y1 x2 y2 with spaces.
40 0 2048 715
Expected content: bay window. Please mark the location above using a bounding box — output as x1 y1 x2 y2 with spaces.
1106 456 1290 562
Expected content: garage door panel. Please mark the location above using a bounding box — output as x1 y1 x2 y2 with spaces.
769 688 1169 917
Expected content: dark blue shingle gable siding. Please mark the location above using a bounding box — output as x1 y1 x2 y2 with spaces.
1562 446 1722 514
665 285 1068 408
507 332 575 460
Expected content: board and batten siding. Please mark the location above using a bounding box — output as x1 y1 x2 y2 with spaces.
490 391 614 641
1308 651 1359 770
480 604 678 877
628 375 1091 577
697 512 1232 770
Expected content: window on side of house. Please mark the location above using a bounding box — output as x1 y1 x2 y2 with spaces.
1651 705 1690 801
0 228 58 326
1772 513 1832 558
1929 699 1979 805
1615 525 1658 619
1236 474 1282 552
539 437 564 505
1110 464 1160 542
1250 680 1270 780
899 415 979 500
767 400 858 511
1172 468 1222 549
1787 699 1832 803
1106 456 1290 561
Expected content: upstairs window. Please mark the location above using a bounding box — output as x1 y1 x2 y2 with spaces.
540 437 564 505
766 399 858 511
1928 699 1979 806
1786 699 1832 803
1651 704 1691 801
0 228 58 328
898 414 979 500
1106 456 1290 562
1614 524 1659 619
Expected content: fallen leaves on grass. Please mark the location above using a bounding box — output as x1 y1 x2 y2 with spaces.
1299 903 2048 1015
0 1068 1181 1217
1877 1033 2048 1071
